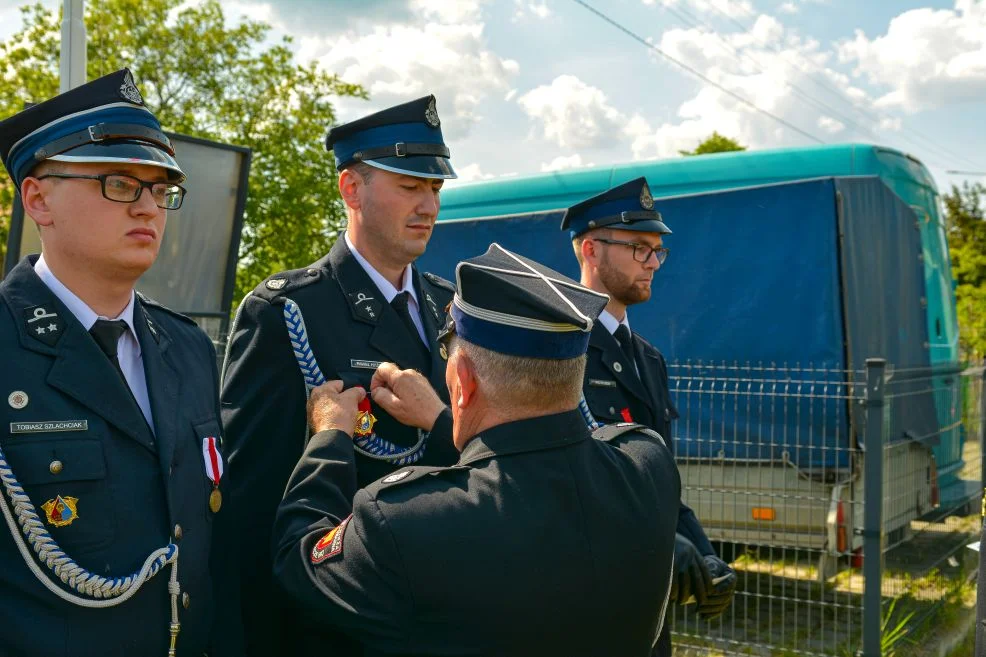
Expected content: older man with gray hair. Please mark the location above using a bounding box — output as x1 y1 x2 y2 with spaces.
272 243 682 656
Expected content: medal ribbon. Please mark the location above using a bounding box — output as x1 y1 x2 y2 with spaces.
202 436 223 486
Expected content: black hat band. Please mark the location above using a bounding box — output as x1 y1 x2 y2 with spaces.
586 210 664 230
33 123 175 161
353 142 450 161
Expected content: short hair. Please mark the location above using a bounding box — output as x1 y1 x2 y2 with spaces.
344 161 376 184
572 227 610 266
449 336 586 410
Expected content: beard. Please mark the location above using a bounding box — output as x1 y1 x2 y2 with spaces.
597 257 652 307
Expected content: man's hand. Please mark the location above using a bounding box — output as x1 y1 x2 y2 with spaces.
695 555 737 620
370 363 446 431
669 533 711 607
307 380 367 436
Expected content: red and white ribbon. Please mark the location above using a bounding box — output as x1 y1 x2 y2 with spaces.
202 436 223 485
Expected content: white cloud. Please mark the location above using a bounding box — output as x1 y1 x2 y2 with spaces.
838 0 986 112
513 0 551 21
817 116 845 134
518 75 626 149
778 2 798 14
642 0 755 20
297 1 518 139
453 163 496 183
541 154 592 172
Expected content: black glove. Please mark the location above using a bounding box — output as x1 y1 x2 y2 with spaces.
695 554 737 620
669 533 710 606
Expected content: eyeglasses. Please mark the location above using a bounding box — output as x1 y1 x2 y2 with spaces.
37 173 186 210
592 237 669 265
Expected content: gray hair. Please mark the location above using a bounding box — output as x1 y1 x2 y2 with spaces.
449 336 586 410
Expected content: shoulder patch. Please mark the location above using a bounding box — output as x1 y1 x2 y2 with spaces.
253 266 323 301
592 422 666 448
135 292 196 325
311 515 351 564
421 271 455 294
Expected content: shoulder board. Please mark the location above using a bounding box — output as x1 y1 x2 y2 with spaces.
253 266 324 301
421 271 455 294
365 465 460 495
135 291 196 325
592 422 666 448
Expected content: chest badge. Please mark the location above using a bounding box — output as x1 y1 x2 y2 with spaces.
7 391 28 409
202 436 224 513
42 495 79 527
354 397 377 437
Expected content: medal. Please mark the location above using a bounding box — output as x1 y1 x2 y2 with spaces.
209 487 223 513
354 396 377 437
202 436 224 514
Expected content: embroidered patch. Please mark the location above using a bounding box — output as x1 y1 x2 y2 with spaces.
382 470 412 484
311 515 351 564
350 359 383 370
266 278 287 291
23 306 65 347
588 379 617 388
348 291 382 322
42 495 79 527
10 420 87 434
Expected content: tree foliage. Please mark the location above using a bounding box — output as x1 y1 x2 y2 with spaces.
944 182 986 360
0 0 364 302
679 132 747 156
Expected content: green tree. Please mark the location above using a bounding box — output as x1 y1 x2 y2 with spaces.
679 131 747 156
0 0 364 303
944 182 986 360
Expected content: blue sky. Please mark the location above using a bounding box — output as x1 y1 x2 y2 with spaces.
2 0 985 190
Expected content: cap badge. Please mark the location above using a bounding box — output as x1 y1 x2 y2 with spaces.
118 70 144 105
42 495 79 527
640 185 654 210
425 97 441 128
265 278 287 291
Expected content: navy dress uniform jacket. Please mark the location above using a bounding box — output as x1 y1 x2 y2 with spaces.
218 237 459 656
272 409 680 657
0 257 225 657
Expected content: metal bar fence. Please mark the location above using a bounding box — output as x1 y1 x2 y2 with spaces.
666 359 983 657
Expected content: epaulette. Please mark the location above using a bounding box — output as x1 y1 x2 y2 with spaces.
421 271 455 294
592 422 667 449
252 266 324 301
365 465 459 495
135 291 196 325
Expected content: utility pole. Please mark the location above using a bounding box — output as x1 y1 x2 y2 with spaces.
59 0 86 93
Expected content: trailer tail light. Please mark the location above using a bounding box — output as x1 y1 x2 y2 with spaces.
752 507 776 521
836 501 847 553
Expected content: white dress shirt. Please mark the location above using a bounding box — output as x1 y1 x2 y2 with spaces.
34 255 155 430
345 233 429 347
598 309 639 376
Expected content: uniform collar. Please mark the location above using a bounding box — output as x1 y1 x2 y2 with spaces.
344 232 418 305
457 409 590 466
34 253 140 353
597 309 631 336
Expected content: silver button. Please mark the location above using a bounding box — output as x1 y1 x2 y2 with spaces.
182 592 191 609
173 524 183 541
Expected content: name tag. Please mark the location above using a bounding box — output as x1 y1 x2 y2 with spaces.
350 359 383 371
10 420 88 434
588 379 617 388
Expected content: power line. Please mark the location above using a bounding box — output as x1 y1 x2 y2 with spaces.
570 0 825 145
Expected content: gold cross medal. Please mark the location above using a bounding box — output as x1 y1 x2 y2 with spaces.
202 436 224 513
355 397 377 437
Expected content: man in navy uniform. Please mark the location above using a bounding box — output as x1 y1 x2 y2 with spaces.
0 69 227 656
562 178 738 655
272 243 681 656
219 96 460 654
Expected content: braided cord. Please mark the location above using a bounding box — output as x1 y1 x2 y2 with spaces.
283 298 427 464
579 396 602 431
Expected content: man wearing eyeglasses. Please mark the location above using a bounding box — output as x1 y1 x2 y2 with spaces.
0 70 229 657
562 177 737 656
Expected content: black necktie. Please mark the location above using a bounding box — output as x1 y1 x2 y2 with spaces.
391 292 430 360
614 324 636 370
90 319 130 386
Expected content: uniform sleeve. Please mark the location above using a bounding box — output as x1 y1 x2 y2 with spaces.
216 293 310 635
273 445 412 651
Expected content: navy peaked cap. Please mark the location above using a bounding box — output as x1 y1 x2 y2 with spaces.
561 177 671 238
0 68 184 188
326 95 456 180
439 243 609 359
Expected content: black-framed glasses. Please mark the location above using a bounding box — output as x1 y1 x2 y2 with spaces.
37 173 186 210
592 237 669 265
